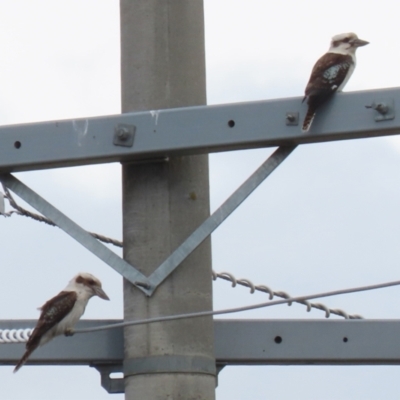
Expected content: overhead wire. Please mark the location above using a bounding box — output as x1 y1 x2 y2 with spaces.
1 185 123 247
212 271 362 319
72 278 400 334
1 277 398 344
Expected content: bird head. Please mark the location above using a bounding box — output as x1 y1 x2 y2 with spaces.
70 272 110 300
329 32 369 55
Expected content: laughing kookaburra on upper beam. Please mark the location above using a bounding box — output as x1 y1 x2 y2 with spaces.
302 32 369 132
14 272 109 372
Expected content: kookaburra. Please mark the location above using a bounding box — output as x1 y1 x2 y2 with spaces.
302 32 369 132
14 273 109 372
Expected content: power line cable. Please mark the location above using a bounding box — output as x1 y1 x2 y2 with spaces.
1 275 398 343
73 278 400 335
212 271 362 319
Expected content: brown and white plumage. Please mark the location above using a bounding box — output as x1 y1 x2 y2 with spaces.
302 32 369 132
14 273 109 372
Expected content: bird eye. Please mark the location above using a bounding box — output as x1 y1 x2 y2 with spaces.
343 38 350 43
88 279 95 285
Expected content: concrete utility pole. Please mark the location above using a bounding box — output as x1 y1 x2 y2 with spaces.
120 1 215 399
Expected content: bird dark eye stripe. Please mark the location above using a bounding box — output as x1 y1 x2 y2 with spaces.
332 38 351 47
76 275 96 286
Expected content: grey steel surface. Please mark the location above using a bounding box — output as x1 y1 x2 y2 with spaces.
214 319 400 365
2 319 400 365
0 174 151 295
0 88 400 173
92 364 125 394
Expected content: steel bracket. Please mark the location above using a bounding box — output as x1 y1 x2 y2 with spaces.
0 173 151 294
92 364 124 394
0 146 295 296
92 357 219 393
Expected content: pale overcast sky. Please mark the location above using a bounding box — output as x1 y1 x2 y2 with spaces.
1 1 400 399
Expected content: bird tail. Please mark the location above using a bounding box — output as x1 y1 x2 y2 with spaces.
302 107 316 133
14 346 36 373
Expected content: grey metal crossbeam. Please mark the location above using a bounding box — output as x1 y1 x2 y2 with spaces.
2 319 400 366
0 87 399 173
0 320 123 365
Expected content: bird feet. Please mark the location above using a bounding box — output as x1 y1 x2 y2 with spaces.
64 328 75 337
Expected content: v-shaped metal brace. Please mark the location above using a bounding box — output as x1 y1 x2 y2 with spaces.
0 145 296 296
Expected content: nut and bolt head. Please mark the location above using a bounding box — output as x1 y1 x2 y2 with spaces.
117 127 130 141
365 103 389 115
286 114 296 122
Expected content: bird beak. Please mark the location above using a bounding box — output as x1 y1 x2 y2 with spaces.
352 38 369 47
94 286 110 300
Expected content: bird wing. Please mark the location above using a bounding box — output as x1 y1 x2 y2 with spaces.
305 53 353 98
29 291 78 347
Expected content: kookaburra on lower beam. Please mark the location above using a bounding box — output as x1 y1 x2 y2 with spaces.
14 273 109 372
302 32 369 132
